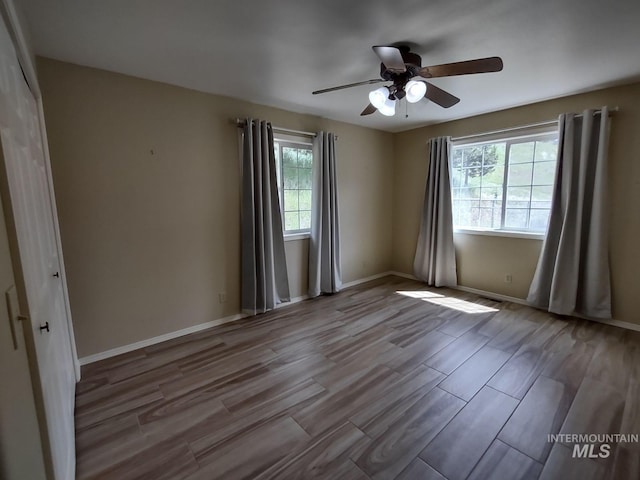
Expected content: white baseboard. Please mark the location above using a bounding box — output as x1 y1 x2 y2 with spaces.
451 284 640 333
389 272 528 306
80 270 640 366
242 294 310 315
387 271 640 333
279 294 309 307
79 292 313 366
341 271 398 289
451 284 529 306
387 271 418 281
576 314 640 332
78 312 247 365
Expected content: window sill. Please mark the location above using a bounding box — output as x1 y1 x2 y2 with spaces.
454 228 545 240
284 233 310 242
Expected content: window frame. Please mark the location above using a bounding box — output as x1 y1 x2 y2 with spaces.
450 129 559 239
273 137 314 238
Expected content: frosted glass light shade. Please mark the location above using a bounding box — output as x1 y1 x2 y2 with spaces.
378 98 396 116
405 80 427 103
369 87 389 109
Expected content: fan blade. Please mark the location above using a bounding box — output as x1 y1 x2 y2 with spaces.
424 82 460 108
312 79 384 95
360 103 376 116
418 57 503 78
372 46 406 73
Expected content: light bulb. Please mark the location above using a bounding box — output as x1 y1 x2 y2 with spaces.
405 80 427 103
369 87 389 110
378 97 396 116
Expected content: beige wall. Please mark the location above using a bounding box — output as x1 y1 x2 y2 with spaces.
39 55 640 357
392 82 640 325
38 58 394 358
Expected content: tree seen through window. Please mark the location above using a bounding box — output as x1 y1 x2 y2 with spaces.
274 141 313 234
450 134 558 232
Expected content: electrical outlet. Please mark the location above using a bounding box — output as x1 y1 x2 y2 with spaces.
218 292 227 304
504 274 513 284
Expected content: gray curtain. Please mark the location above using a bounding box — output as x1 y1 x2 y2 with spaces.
241 118 290 314
527 108 611 318
309 132 341 297
413 136 457 286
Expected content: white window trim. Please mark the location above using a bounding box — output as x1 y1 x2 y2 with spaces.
451 121 558 145
274 136 314 235
450 127 558 237
454 228 545 240
284 232 311 241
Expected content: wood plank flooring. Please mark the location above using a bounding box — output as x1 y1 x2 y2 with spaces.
75 276 640 479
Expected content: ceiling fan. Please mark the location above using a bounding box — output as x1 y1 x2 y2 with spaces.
312 46 503 116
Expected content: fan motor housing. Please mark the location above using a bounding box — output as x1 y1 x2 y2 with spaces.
380 49 422 81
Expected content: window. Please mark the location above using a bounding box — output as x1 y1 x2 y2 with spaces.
450 131 558 234
274 140 313 235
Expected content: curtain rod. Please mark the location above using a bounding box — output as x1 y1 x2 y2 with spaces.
235 118 317 138
451 106 619 143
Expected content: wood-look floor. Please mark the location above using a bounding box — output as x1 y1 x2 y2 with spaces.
75 276 640 480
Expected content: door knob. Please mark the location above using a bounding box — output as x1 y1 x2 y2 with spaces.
53 272 59 278
39 322 50 333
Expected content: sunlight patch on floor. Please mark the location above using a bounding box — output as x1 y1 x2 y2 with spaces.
396 290 499 314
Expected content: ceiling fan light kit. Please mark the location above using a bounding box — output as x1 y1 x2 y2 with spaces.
368 80 425 115
368 86 388 108
369 86 396 116
312 45 503 118
405 80 427 103
379 97 396 116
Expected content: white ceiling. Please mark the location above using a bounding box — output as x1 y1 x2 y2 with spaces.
20 0 640 132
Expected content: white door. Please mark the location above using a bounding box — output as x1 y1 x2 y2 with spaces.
0 15 76 480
